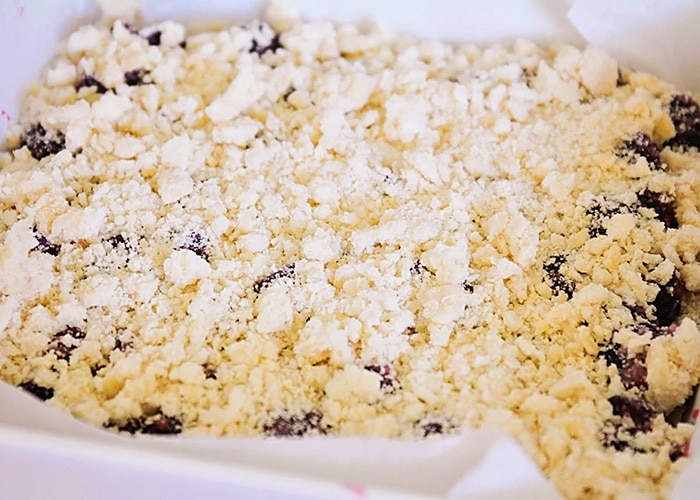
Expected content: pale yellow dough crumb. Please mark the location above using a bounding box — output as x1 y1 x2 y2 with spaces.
2 6 700 500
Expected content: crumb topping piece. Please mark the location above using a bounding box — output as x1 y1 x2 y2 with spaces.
2 8 700 500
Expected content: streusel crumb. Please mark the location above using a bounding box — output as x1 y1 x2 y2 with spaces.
2 4 700 499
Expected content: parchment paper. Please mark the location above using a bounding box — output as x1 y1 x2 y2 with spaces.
0 1 699 498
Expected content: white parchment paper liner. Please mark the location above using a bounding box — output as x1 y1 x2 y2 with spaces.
1 1 699 498
0 383 558 499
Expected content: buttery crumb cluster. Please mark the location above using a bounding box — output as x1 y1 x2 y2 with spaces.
2 5 700 499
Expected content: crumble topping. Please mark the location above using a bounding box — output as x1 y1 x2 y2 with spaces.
2 3 700 499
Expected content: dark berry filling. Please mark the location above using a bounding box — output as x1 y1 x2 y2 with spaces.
616 69 627 87
90 363 106 376
543 254 575 299
113 417 142 434
19 381 54 401
420 419 453 437
47 326 86 362
113 413 183 435
665 94 700 149
636 189 678 229
180 231 209 261
203 366 217 380
117 21 139 35
670 443 688 462
410 260 429 277
620 133 662 170
106 233 133 251
20 123 65 160
58 326 85 339
602 343 648 390
403 326 418 336
364 364 397 391
422 421 445 436
114 336 133 352
75 74 108 94
142 414 182 434
651 272 684 327
145 31 161 46
249 33 282 56
632 321 676 339
602 431 630 452
608 395 657 434
586 199 630 238
31 227 61 256
124 69 148 86
253 264 295 293
263 410 326 437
